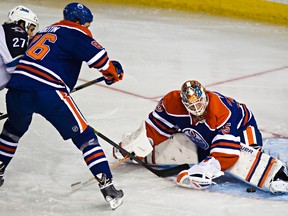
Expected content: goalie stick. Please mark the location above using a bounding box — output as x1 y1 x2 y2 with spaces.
0 76 105 121
90 126 190 177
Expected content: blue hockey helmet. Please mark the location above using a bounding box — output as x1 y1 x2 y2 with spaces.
63 2 93 25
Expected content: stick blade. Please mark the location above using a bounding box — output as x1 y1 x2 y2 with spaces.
155 163 190 177
71 181 82 191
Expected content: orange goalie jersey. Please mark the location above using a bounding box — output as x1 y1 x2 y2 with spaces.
145 90 263 171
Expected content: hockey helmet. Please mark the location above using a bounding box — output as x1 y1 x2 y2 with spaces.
8 6 39 32
63 2 93 25
180 80 208 116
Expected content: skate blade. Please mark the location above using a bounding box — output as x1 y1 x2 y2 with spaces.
108 197 123 210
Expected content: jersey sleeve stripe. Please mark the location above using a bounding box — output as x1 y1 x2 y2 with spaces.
211 141 240 150
210 146 241 156
149 112 176 134
87 50 107 66
151 111 175 129
243 126 256 144
212 134 240 144
146 118 171 138
242 104 250 126
92 55 109 70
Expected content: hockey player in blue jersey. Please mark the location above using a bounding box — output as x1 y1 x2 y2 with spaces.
114 80 288 194
0 2 124 210
0 5 38 90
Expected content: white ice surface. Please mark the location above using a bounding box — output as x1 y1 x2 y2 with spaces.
0 1 288 215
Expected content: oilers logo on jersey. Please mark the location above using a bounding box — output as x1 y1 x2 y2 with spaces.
183 128 209 150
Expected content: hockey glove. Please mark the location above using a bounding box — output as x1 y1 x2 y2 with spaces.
113 122 153 161
176 156 224 189
101 60 124 85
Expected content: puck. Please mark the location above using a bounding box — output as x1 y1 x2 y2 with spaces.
246 187 256 193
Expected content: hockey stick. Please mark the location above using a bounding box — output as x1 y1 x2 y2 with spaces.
0 113 8 120
90 126 190 177
71 156 130 191
71 76 105 93
0 76 105 121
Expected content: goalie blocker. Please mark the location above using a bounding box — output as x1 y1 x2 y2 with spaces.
114 129 288 194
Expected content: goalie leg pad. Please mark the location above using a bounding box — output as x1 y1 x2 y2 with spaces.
228 143 285 192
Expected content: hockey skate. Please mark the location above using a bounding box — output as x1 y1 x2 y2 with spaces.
270 180 288 193
0 161 5 187
269 166 288 194
96 173 124 210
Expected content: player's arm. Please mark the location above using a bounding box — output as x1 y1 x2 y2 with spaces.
100 60 124 85
74 36 124 84
113 97 178 160
1 25 29 73
177 124 241 189
5 55 24 73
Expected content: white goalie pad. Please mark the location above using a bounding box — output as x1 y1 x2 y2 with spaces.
115 121 153 158
228 143 284 192
145 133 198 165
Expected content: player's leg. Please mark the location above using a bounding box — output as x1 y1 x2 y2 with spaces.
0 89 33 186
238 120 288 193
228 143 288 193
39 90 123 208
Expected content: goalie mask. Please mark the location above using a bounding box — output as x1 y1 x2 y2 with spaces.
8 6 39 34
180 80 208 117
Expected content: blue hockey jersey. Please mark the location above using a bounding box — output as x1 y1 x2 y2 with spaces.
7 20 109 93
145 90 262 170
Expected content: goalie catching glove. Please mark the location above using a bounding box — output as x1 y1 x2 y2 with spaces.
113 121 153 160
176 156 224 189
101 60 124 85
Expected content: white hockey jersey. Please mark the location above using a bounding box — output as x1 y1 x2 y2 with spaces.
0 23 29 90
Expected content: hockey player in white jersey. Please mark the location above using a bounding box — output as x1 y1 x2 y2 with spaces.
0 5 38 90
0 5 38 182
